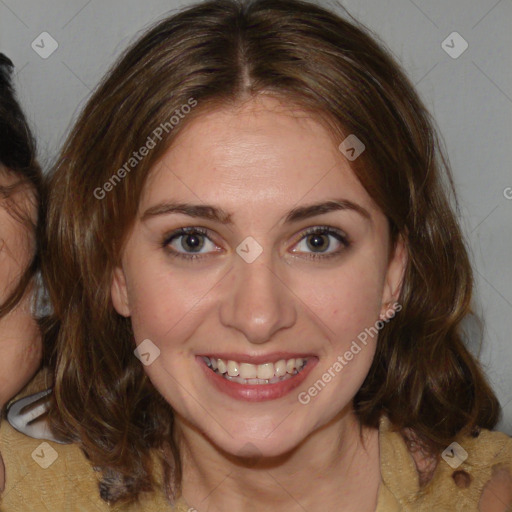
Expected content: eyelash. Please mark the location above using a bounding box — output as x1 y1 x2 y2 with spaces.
161 225 350 262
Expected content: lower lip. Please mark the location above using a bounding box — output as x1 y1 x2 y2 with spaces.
197 356 318 402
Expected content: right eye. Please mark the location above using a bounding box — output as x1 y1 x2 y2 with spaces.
162 227 220 261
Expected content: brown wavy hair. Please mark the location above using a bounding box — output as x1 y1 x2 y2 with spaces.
43 0 501 505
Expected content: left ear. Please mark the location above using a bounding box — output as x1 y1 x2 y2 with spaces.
380 234 408 318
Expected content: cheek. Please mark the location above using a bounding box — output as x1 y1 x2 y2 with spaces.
0 325 41 409
294 254 386 345
0 222 34 301
291 262 384 419
126 261 222 344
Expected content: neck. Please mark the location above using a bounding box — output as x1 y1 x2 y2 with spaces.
175 405 381 512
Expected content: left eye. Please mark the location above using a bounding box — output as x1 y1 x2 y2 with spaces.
291 227 349 258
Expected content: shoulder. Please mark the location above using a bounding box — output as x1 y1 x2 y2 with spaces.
446 426 512 512
0 370 178 511
378 414 512 511
0 415 110 511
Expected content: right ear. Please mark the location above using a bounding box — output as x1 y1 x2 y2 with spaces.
111 266 131 317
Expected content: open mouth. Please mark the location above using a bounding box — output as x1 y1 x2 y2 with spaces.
202 356 309 385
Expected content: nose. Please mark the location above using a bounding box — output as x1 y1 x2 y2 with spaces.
219 250 297 345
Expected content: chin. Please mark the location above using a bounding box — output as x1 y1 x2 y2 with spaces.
220 433 304 462
198 415 311 461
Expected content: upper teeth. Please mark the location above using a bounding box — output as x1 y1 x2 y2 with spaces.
203 357 307 379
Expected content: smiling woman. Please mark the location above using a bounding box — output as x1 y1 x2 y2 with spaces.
1 0 511 511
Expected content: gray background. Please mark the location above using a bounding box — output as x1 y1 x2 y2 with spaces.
1 0 511 433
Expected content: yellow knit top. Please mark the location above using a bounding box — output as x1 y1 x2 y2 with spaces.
1 374 511 511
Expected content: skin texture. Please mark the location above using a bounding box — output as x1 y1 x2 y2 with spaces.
0 167 42 490
112 95 407 511
479 465 512 511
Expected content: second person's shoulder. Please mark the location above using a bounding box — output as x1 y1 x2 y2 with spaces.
0 370 175 511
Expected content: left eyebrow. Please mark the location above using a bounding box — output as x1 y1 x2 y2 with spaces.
284 199 371 223
140 198 372 224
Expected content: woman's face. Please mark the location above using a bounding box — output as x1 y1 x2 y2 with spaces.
0 168 41 410
112 95 406 457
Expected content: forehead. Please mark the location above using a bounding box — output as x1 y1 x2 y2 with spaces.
141 96 379 218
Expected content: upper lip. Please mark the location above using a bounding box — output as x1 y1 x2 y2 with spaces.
198 352 317 365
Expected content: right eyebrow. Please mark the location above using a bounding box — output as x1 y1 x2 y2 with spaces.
141 202 233 224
